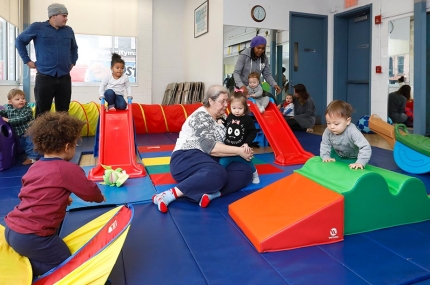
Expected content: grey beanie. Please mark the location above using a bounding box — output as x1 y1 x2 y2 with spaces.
48 3 68 18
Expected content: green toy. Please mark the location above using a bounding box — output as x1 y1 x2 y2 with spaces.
101 165 129 187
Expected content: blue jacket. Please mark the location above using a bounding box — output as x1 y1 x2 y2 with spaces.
16 21 78 77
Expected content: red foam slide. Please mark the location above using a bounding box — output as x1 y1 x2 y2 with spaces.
249 101 313 166
88 104 146 181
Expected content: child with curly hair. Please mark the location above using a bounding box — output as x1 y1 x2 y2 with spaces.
4 112 105 277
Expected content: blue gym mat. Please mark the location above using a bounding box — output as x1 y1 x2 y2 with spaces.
4 131 430 284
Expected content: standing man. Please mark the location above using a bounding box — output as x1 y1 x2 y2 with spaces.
16 3 78 117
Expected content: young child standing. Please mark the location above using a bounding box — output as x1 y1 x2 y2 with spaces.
0 88 39 165
99 53 132 111
219 91 260 183
246 72 270 113
280 94 294 117
4 112 105 277
320 100 372 170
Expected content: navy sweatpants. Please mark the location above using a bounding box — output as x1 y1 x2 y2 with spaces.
5 225 71 276
170 149 253 202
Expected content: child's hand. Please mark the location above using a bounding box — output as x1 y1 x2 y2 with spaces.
67 196 73 206
1 117 8 122
99 96 104 100
241 143 252 153
127 95 133 99
349 163 364 170
103 195 106 202
322 158 335 162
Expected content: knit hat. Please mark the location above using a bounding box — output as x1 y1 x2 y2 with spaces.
250 36 267 48
48 3 68 18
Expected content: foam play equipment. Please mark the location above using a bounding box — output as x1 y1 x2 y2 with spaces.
369 114 395 149
393 124 430 174
248 100 313 166
296 157 430 234
0 116 17 171
356 115 374 134
131 103 202 134
0 204 133 285
229 172 344 252
0 225 32 284
89 98 145 181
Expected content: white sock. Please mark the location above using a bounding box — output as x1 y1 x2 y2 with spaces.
252 170 260 184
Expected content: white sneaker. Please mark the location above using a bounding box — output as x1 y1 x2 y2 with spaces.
252 170 260 184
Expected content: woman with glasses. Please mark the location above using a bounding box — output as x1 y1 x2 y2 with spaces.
152 85 254 213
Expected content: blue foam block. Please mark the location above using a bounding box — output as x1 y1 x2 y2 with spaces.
67 167 156 210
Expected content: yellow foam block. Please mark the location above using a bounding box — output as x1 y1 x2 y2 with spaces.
142 156 171 166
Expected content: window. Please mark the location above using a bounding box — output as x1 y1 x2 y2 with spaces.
0 17 19 81
29 34 137 84
397 56 404 74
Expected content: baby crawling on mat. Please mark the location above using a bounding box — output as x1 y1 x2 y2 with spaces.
320 100 372 170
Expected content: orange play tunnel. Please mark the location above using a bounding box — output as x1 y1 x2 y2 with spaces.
229 173 344 252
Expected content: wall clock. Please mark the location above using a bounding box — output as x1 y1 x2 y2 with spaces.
251 5 266 22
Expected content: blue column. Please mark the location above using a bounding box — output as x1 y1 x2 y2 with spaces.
414 0 426 135
22 0 30 102
270 30 276 96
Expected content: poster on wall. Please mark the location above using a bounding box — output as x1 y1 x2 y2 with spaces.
194 1 209 38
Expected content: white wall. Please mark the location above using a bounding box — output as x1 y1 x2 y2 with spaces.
183 0 224 94
152 0 185 104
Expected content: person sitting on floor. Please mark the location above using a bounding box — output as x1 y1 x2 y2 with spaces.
388 84 411 125
152 85 254 213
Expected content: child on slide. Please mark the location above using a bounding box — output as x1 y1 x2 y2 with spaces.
4 112 105 277
246 72 270 113
99 53 133 111
320 100 372 170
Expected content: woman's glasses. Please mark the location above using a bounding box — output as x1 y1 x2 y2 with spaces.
214 98 229 105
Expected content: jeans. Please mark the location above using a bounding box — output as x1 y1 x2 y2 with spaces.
19 135 40 160
104 89 127 110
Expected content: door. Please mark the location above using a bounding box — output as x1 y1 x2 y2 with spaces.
346 14 371 124
334 6 372 124
289 13 328 124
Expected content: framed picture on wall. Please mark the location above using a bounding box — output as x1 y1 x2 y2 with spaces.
194 1 209 38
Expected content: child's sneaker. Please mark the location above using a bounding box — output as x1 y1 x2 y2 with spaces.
252 170 260 184
108 106 116 111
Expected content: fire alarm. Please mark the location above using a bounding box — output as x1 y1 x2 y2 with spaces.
375 15 381 24
376 66 382 73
